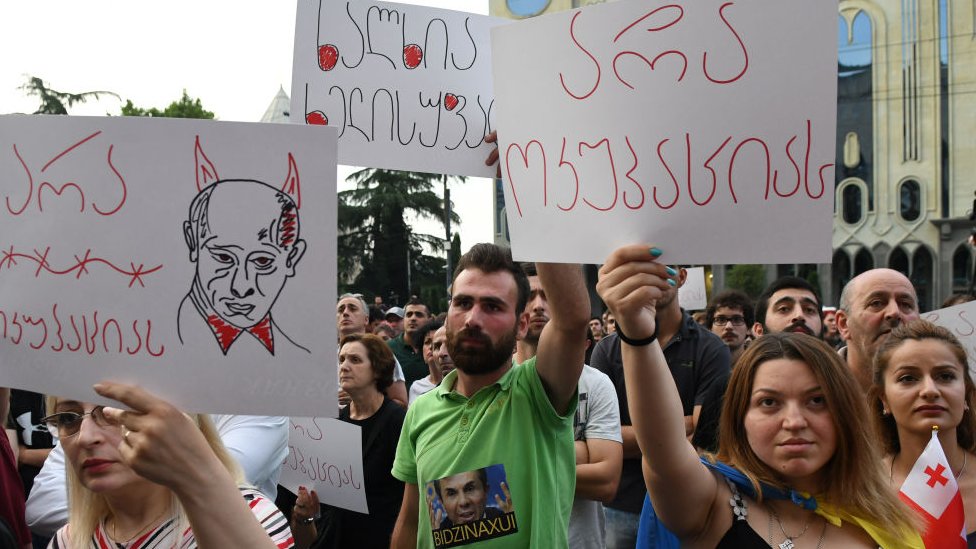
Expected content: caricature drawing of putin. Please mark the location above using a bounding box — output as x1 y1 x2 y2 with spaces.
177 178 309 355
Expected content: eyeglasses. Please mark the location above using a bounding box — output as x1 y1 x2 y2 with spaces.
713 315 746 327
40 406 110 439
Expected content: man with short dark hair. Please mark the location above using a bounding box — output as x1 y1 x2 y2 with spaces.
704 290 754 364
751 276 823 338
388 298 432 390
391 243 589 548
835 268 919 392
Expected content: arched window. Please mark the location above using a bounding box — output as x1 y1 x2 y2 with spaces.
842 184 863 224
854 247 873 275
912 247 933 312
953 244 973 288
832 250 851 299
837 12 874 207
889 247 909 276
900 180 921 221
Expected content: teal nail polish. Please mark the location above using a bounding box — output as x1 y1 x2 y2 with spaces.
667 279 676 287
666 267 677 276
650 247 663 257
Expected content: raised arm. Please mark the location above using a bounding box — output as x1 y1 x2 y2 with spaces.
596 245 719 537
534 262 590 414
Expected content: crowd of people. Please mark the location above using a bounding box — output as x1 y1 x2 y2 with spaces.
1 136 975 549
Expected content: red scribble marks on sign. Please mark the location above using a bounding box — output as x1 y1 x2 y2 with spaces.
280 153 302 209
702 3 749 84
613 50 688 89
502 120 833 215
559 3 750 100
306 111 329 126
444 93 459 111
622 137 645 210
579 139 619 212
194 135 220 191
0 245 163 288
504 141 547 218
403 44 424 69
560 11 602 100
6 131 128 216
556 138 580 212
0 305 163 357
613 4 684 42
318 44 340 71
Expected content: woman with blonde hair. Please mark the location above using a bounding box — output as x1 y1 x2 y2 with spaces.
597 245 920 548
43 382 292 548
871 319 976 543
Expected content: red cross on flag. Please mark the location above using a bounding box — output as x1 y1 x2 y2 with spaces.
898 430 966 548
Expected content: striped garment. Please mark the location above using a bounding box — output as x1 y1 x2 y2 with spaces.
48 488 293 549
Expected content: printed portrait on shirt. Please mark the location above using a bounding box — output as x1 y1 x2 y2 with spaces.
177 138 309 356
425 464 518 547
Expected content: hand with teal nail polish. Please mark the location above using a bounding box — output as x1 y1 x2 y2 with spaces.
650 247 663 257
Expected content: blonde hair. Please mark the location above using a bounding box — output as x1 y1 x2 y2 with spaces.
49 397 244 547
714 332 918 536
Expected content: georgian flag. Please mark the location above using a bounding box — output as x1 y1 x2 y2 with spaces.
898 430 966 548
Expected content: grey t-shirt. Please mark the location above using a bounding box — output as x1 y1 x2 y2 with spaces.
569 365 622 549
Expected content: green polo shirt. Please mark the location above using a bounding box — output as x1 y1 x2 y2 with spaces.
392 358 576 548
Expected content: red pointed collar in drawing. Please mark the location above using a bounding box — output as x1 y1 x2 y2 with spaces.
206 314 274 355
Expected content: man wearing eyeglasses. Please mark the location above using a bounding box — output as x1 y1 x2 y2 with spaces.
704 290 754 364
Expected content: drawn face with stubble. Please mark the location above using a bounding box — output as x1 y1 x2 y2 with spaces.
185 180 306 329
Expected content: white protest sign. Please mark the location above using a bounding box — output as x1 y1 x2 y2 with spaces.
292 0 505 177
923 300 976 372
0 115 339 417
280 417 369 513
678 267 707 310
491 0 837 263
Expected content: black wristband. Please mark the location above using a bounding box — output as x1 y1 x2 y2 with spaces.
616 324 658 346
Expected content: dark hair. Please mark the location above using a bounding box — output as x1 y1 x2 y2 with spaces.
453 243 530 317
519 262 538 277
405 296 430 316
339 333 396 392
433 468 489 501
368 305 385 324
871 319 976 454
705 290 755 329
413 319 444 354
754 276 822 327
186 180 299 250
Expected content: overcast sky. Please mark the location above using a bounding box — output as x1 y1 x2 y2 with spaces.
0 0 494 249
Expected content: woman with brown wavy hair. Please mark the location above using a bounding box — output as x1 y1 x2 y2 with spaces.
871 319 976 544
597 245 920 548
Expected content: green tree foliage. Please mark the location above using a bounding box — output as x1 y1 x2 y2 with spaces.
339 169 461 304
20 75 118 114
726 264 767 298
121 90 215 119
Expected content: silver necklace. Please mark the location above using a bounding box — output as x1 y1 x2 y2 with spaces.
766 506 815 549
